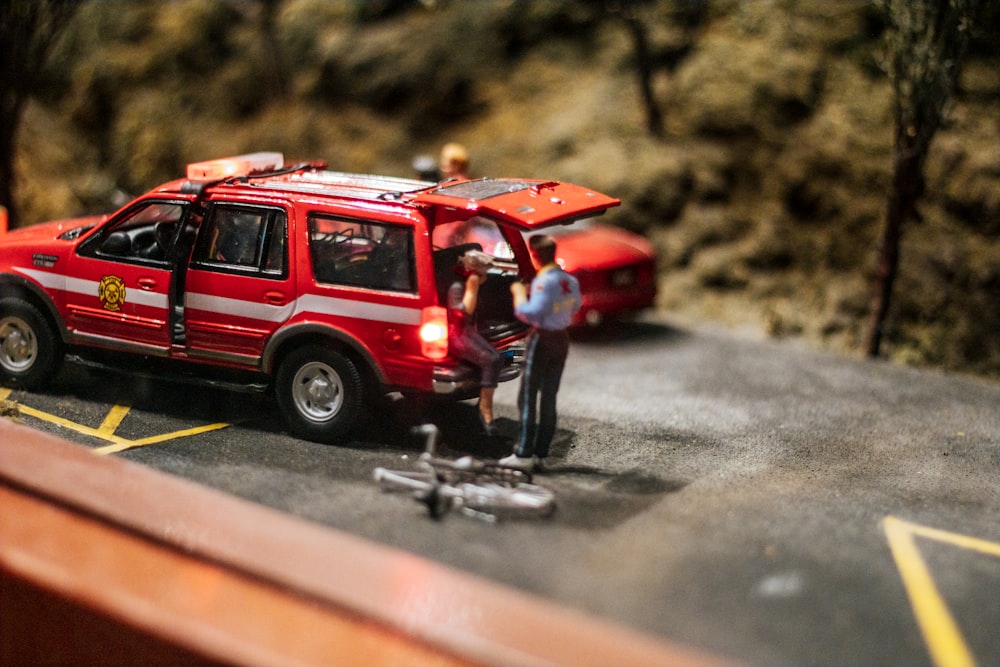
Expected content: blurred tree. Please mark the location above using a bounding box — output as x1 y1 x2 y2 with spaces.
603 0 663 137
866 0 978 357
601 0 705 139
0 0 79 229
257 0 288 100
605 0 664 138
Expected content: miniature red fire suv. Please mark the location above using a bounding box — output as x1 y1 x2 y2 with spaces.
0 152 619 442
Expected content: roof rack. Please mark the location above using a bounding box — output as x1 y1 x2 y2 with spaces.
249 169 435 202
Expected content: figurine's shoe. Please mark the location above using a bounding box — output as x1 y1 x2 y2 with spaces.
498 453 534 471
478 413 498 436
533 456 548 472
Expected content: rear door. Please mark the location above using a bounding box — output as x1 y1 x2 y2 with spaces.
181 202 292 366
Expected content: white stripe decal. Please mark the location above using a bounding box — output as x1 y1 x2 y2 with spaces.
296 294 422 326
185 292 421 326
186 292 295 322
16 266 168 309
14 267 66 291
16 266 421 327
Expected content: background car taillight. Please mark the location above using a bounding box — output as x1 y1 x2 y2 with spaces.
420 306 449 359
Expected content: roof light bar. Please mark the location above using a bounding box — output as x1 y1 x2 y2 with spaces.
186 152 285 180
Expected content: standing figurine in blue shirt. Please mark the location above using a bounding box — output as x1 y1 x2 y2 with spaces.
501 234 581 471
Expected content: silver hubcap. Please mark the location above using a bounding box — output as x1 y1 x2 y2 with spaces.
291 361 344 423
0 316 38 373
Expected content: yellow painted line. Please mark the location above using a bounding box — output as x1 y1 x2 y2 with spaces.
97 404 131 438
883 515 995 667
15 402 120 440
1 390 231 454
93 421 232 455
899 519 1000 558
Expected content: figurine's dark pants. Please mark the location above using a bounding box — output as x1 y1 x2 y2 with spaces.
515 329 569 458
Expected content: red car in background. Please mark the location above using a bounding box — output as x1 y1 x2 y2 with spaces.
434 216 658 327
545 219 657 327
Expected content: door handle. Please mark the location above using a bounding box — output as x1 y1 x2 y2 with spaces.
137 277 158 290
263 291 287 305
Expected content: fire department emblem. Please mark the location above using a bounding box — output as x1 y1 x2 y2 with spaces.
98 275 126 312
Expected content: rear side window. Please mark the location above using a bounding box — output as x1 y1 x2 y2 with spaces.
309 215 415 292
193 204 287 277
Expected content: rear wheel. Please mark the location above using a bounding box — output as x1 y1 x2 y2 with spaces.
275 345 363 443
0 297 62 390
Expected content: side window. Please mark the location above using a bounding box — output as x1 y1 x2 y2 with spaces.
263 215 286 275
193 205 287 276
84 201 187 264
309 215 415 292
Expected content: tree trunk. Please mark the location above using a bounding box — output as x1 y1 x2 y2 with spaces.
620 12 664 139
0 99 23 229
864 0 976 359
865 147 923 357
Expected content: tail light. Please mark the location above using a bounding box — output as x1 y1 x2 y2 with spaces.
419 306 449 360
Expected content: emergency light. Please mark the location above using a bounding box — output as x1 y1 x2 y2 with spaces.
186 152 285 180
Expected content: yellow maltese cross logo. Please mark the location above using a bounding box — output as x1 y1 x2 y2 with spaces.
98 275 126 312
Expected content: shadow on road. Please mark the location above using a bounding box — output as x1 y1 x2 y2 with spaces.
570 318 688 348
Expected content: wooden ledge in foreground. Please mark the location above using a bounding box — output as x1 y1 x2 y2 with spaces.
0 418 732 666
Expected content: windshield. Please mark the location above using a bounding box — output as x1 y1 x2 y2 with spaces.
432 215 597 258
432 215 515 261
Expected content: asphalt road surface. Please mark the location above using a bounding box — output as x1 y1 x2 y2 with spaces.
5 314 998 665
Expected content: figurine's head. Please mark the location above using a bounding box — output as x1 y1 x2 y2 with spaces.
456 249 494 277
528 234 557 268
440 143 469 180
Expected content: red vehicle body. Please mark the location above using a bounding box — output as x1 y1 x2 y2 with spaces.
0 153 619 443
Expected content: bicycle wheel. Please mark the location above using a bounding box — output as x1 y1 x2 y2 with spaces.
374 467 455 518
457 481 555 519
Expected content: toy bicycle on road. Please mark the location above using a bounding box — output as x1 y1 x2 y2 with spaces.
373 424 555 521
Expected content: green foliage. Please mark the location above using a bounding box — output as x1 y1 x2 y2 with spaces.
878 0 977 148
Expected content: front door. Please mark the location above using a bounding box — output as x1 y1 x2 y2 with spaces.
66 200 188 354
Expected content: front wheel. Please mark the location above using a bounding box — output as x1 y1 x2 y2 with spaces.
0 297 62 390
275 345 363 444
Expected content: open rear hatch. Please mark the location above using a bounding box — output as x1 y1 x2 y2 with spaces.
422 178 620 382
415 178 621 230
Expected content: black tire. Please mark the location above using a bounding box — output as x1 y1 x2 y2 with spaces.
0 297 62 390
275 345 363 443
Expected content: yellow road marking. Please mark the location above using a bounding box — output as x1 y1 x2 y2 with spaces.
884 515 1000 667
0 388 231 454
93 421 232 455
97 404 131 438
